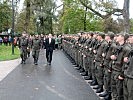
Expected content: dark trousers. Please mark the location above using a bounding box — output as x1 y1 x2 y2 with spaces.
46 49 53 63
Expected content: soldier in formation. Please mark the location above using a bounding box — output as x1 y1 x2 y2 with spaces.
62 31 133 100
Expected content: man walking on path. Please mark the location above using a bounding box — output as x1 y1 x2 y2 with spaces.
32 34 41 65
45 34 55 65
18 32 29 64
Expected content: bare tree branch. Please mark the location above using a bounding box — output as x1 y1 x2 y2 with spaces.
79 0 123 19
79 0 104 18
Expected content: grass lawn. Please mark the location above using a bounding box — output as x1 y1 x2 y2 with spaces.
0 45 20 61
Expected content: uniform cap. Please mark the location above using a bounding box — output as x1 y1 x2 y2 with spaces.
107 31 114 39
98 32 105 39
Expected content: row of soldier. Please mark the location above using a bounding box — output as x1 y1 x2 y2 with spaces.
18 32 62 65
62 32 133 100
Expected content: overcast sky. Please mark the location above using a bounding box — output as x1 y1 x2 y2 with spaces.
18 0 133 18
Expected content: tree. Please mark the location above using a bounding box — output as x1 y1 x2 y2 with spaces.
79 0 130 33
58 0 105 34
0 1 12 32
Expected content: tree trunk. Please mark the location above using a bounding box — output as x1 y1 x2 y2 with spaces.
25 0 31 33
84 7 87 31
123 0 130 33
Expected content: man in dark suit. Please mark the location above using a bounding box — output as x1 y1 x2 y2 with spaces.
45 34 55 65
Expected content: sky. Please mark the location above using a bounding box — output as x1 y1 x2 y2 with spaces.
18 0 133 18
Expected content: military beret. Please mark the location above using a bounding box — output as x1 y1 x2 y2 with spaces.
119 32 129 40
124 33 129 41
98 32 105 39
107 31 114 39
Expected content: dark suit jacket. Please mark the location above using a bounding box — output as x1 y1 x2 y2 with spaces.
45 38 55 51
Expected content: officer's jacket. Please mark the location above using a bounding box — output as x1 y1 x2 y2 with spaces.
32 38 41 50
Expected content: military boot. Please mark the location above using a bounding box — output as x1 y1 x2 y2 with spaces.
84 75 92 80
81 71 88 76
79 68 84 73
96 85 103 93
93 85 100 89
104 92 111 100
99 90 108 97
89 79 98 86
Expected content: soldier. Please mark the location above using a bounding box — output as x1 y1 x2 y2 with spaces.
99 32 115 100
110 33 129 100
93 32 108 93
123 35 133 100
88 33 98 85
18 32 29 64
32 34 41 65
81 32 93 77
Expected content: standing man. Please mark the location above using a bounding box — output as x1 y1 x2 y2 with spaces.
123 35 133 100
45 34 55 65
32 34 41 65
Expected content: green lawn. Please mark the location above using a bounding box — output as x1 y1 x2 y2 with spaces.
0 45 20 61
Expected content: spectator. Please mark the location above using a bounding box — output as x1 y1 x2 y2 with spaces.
3 36 8 46
0 37 3 45
8 36 12 46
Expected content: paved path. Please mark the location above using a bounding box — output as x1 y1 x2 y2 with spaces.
0 58 21 81
0 50 99 100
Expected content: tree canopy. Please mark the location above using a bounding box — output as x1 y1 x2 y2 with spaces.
0 0 133 35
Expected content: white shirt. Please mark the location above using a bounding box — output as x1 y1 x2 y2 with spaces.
49 38 51 44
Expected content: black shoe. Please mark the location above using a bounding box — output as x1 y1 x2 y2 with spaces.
81 72 88 76
79 68 84 73
99 91 108 97
104 93 111 100
93 85 100 89
84 76 92 80
23 61 26 64
21 61 23 64
34 62 38 65
73 65 78 67
96 87 103 93
76 67 81 70
90 80 98 86
48 62 51 65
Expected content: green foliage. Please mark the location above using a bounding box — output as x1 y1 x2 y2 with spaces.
59 0 104 34
15 10 36 34
0 1 12 32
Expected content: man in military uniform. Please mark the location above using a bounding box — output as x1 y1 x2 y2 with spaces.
87 33 98 85
32 34 41 65
99 32 114 100
110 33 129 100
18 32 29 64
94 32 108 93
81 32 93 77
123 35 133 100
